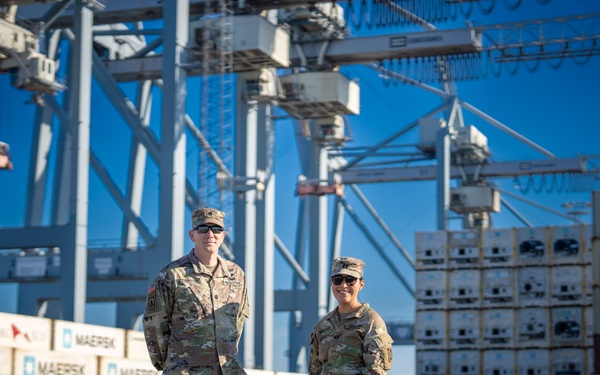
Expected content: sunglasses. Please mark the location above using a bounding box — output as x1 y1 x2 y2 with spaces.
195 225 225 234
331 275 360 286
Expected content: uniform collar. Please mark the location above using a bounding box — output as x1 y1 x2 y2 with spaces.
334 303 370 321
188 250 232 279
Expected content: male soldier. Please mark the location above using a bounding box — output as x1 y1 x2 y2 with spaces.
143 208 249 374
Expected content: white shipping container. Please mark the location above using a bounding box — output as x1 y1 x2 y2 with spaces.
416 350 447 375
416 231 448 269
585 306 593 347
482 309 515 348
551 348 584 375
551 306 583 346
550 265 584 305
584 265 593 305
517 349 549 375
99 356 160 375
584 224 592 264
449 269 481 309
0 347 12 375
550 224 584 264
449 350 480 375
416 311 447 350
416 270 448 309
448 230 480 268
14 348 98 375
482 350 515 375
482 228 515 267
516 308 550 348
0 312 52 351
516 227 549 265
516 267 549 307
126 330 150 361
449 310 480 349
482 268 514 308
53 320 126 357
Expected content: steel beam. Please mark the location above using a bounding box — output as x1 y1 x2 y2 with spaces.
102 28 481 81
13 0 316 27
336 157 590 185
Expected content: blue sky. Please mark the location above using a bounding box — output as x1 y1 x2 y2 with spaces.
1 1 600 373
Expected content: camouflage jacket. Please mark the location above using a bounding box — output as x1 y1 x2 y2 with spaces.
143 250 249 374
309 303 393 375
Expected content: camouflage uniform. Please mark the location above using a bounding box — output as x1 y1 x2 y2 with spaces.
143 250 249 374
309 303 393 375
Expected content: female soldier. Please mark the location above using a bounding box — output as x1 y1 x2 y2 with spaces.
309 256 393 374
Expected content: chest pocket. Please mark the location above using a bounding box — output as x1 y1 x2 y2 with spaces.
174 277 210 325
219 277 244 317
326 323 365 366
316 322 338 363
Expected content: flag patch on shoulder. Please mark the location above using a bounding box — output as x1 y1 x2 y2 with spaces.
147 282 156 294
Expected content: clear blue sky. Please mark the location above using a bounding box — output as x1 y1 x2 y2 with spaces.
1 1 600 373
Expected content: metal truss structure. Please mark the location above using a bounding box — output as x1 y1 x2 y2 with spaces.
0 0 599 371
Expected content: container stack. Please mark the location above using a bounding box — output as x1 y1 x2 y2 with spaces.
0 312 160 375
415 224 593 375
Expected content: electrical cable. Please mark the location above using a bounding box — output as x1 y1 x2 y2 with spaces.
477 0 497 15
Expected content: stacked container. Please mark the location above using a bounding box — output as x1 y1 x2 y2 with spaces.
415 231 450 367
415 224 593 375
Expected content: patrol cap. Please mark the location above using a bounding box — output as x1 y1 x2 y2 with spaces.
331 256 365 278
192 207 225 228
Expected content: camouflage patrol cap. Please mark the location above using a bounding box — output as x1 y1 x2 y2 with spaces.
331 256 365 278
192 207 225 228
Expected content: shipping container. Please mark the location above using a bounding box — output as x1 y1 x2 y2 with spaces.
416 231 448 270
551 348 584 375
125 330 150 361
482 268 514 308
449 310 480 349
449 350 480 375
551 306 584 346
587 348 594 375
14 348 98 375
0 347 12 375
550 265 584 305
482 309 515 348
516 349 549 375
550 224 584 265
516 227 549 266
584 306 593 347
482 228 515 268
583 224 592 265
584 265 593 305
99 356 160 375
448 230 481 269
482 350 515 375
416 311 447 350
516 308 550 348
417 270 448 309
416 350 448 375
0 312 52 351
516 267 549 307
53 320 126 357
449 269 481 309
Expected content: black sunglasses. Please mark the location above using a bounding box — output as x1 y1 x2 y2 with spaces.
331 275 360 286
195 225 225 234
